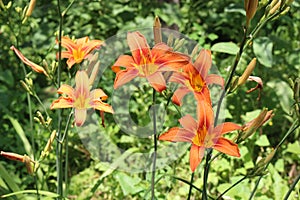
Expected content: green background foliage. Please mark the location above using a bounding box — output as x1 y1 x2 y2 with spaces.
0 0 299 199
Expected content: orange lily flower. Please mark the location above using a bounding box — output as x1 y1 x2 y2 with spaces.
59 36 103 69
170 49 224 105
10 46 48 76
50 70 113 126
159 102 241 172
112 31 190 92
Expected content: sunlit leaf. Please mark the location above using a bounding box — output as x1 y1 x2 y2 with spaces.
211 42 239 55
253 37 273 67
255 135 270 146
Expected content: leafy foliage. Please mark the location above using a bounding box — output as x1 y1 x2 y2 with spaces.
0 0 299 199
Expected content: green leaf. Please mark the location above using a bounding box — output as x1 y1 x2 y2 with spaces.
211 42 239 55
0 162 20 193
114 172 143 196
89 147 139 195
1 189 59 198
0 70 14 87
285 141 300 155
8 116 33 157
253 37 273 67
275 159 284 173
267 81 293 114
255 135 270 146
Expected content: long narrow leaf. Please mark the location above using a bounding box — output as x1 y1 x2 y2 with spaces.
1 189 59 198
0 162 20 193
8 116 33 157
89 147 139 196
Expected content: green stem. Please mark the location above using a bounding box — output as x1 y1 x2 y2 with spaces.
202 25 249 200
283 173 300 200
60 112 74 197
216 175 248 199
64 126 69 197
151 88 157 200
187 172 194 200
202 148 212 200
34 174 40 200
56 0 63 198
249 119 299 200
33 93 50 118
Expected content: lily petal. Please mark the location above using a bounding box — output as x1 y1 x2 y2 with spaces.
146 72 166 92
214 122 241 135
74 109 87 126
114 68 139 89
75 71 90 96
206 74 224 88
90 100 114 113
10 46 48 76
66 58 76 69
159 127 194 143
178 114 198 133
214 137 240 157
50 97 74 109
127 32 151 64
171 86 190 106
90 89 108 101
197 100 214 128
57 84 75 97
194 85 212 105
112 55 135 73
61 36 77 50
194 49 212 79
189 144 205 172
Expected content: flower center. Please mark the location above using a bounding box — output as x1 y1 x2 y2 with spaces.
135 57 159 77
73 48 85 63
189 72 205 92
192 126 207 146
73 93 90 109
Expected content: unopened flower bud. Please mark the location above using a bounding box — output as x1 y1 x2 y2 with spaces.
279 6 290 16
25 0 36 17
174 38 185 51
153 16 162 45
167 33 174 47
238 58 257 86
264 149 276 164
0 151 25 162
269 0 282 15
40 130 56 159
190 44 199 60
241 108 274 140
24 155 34 174
20 80 33 95
229 76 240 93
244 0 258 26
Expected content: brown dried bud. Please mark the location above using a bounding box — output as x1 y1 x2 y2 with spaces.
25 0 36 17
245 0 258 26
0 151 25 162
241 109 274 140
238 58 257 86
153 16 162 45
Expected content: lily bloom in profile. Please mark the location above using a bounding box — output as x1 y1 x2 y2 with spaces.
50 70 113 126
10 46 48 76
112 31 190 92
159 102 241 172
170 49 224 105
59 36 103 69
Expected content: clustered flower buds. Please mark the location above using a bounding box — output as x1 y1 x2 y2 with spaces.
244 0 258 26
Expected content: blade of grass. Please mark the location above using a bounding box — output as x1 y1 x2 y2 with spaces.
89 147 139 197
1 189 60 198
7 116 33 157
0 163 20 192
